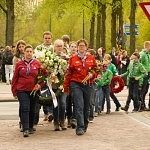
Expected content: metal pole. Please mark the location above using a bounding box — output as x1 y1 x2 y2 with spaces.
49 13 51 32
83 10 85 39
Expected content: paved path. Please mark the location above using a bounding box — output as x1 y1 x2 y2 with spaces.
0 82 150 150
0 83 15 102
0 111 150 150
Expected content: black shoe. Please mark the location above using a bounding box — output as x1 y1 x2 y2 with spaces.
54 122 60 131
60 121 67 130
33 127 36 131
67 118 71 128
115 107 120 111
23 130 29 137
132 109 138 113
84 126 88 133
138 101 142 112
76 129 84 136
121 106 129 112
71 119 77 129
29 128 34 134
106 109 111 114
48 114 53 122
89 117 94 123
145 108 150 111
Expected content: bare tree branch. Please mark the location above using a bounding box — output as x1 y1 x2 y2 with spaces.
0 3 7 14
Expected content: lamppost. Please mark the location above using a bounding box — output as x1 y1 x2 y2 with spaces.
49 13 51 32
83 9 85 39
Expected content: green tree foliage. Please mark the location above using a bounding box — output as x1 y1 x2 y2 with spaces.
0 0 150 51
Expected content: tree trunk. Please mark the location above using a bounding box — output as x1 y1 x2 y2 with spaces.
129 0 137 55
118 0 124 48
89 12 95 49
6 0 15 46
96 1 101 50
111 0 117 48
100 3 106 49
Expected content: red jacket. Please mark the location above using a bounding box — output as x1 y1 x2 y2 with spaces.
64 53 96 92
11 59 43 96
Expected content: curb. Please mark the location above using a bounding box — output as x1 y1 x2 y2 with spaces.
0 99 18 102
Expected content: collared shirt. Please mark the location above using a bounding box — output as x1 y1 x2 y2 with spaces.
122 61 147 86
96 69 113 87
140 49 150 73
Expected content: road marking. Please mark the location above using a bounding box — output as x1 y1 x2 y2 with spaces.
127 114 150 128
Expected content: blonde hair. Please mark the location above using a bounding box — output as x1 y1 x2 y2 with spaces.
144 41 150 49
54 39 64 47
103 54 112 61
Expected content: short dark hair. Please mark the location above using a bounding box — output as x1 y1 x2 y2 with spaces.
77 39 88 47
62 35 70 43
132 52 140 59
24 45 33 51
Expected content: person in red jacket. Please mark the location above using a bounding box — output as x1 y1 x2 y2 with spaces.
64 39 96 135
11 45 44 137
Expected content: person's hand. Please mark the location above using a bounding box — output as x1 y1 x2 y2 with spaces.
97 74 101 78
121 61 126 65
59 85 63 90
63 86 70 94
135 77 140 80
33 84 41 91
14 96 18 99
88 72 93 79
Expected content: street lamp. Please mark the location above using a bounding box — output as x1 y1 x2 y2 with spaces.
83 9 85 39
49 13 52 32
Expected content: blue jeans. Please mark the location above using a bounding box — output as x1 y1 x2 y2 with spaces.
17 91 37 131
102 85 111 110
141 73 150 108
95 87 103 112
53 89 67 123
128 78 140 110
110 91 121 108
66 94 75 119
70 82 91 132
43 105 53 115
89 83 96 119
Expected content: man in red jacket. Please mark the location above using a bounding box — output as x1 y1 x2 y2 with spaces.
64 39 96 135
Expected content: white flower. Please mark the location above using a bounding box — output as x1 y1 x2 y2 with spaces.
34 49 68 83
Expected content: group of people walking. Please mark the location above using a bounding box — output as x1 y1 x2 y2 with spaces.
4 30 149 137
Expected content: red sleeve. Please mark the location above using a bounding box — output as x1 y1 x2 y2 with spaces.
11 62 20 97
89 56 98 82
63 58 73 93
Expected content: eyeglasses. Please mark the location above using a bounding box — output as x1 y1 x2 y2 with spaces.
56 45 63 47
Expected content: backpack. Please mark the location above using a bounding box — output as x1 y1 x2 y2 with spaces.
3 51 13 65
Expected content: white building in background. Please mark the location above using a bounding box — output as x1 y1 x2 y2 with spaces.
28 0 44 10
